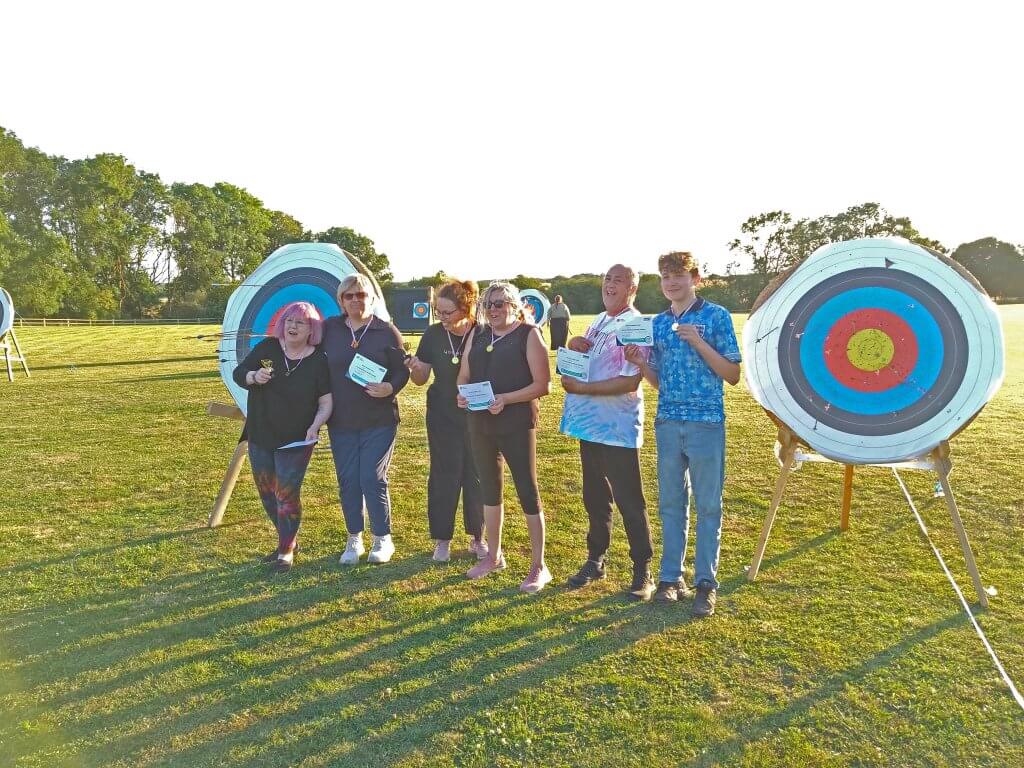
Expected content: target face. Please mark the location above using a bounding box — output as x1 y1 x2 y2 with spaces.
219 243 390 414
744 238 1004 464
0 288 13 337
520 289 551 327
412 302 430 319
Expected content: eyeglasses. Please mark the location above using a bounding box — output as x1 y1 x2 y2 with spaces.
342 291 368 301
483 299 510 310
434 307 461 319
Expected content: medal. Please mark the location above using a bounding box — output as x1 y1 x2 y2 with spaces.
486 344 494 352
446 326 470 366
350 340 359 349
671 323 679 331
348 317 372 349
451 355 460 365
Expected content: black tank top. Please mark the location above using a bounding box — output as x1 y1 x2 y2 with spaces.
467 323 539 435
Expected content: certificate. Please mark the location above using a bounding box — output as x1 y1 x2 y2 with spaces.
616 316 655 346
556 347 591 381
279 438 318 450
458 381 496 411
347 353 388 387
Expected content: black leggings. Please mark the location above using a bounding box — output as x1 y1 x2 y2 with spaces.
469 428 542 515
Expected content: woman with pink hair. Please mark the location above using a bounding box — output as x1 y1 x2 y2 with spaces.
233 301 333 571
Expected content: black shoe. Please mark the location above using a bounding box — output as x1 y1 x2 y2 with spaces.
262 544 298 564
628 565 655 602
692 582 717 617
567 559 606 588
653 581 680 602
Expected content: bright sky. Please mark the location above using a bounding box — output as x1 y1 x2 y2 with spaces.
3 1 1022 281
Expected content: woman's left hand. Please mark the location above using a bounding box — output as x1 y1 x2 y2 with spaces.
487 394 506 415
365 381 394 398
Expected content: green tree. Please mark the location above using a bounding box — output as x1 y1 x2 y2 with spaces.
310 226 393 283
266 209 305 253
951 238 1024 299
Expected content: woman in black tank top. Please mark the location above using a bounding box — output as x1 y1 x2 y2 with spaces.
456 281 553 593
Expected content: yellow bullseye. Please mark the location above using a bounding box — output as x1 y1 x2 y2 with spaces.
846 328 894 371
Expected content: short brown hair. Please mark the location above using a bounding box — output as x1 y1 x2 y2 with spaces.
658 251 700 278
437 278 479 316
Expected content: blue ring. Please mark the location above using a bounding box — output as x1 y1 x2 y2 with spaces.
799 287 944 415
249 285 339 350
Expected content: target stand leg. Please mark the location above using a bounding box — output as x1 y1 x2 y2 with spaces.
10 328 29 377
209 440 248 528
932 445 989 609
748 430 799 581
840 465 854 531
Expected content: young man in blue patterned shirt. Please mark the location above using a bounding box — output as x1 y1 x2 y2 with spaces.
625 252 741 616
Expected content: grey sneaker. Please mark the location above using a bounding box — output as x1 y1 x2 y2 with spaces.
692 583 717 617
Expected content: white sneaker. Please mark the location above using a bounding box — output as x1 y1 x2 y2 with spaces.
432 540 451 562
468 537 489 560
339 533 364 565
367 534 395 564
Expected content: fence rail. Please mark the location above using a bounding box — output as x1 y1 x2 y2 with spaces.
16 317 220 327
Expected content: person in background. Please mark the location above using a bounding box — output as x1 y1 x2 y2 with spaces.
321 274 409 566
625 251 741 617
405 279 487 562
548 294 571 350
457 281 552 592
232 301 332 572
560 264 655 601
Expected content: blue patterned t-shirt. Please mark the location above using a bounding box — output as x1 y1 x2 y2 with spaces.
649 297 741 423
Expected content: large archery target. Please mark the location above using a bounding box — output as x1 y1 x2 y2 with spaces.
743 238 1004 464
520 289 551 326
0 288 13 337
219 243 390 414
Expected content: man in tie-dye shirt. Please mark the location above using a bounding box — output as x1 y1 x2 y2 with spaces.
559 264 656 601
626 251 741 617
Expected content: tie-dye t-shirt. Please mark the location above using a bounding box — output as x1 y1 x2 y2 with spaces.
559 308 649 449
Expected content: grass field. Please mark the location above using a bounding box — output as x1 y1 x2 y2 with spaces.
1 308 1022 767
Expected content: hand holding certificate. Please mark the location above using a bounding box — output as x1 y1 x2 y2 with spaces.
616 316 655 346
556 347 590 381
457 381 496 411
347 353 387 387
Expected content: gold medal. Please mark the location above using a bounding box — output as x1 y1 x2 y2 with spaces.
451 355 460 365
486 344 494 352
350 340 359 349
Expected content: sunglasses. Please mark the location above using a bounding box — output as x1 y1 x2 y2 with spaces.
483 299 510 310
342 291 368 301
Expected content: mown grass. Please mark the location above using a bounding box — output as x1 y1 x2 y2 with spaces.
1 308 1022 767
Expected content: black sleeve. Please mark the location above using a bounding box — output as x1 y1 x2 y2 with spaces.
385 324 411 395
232 339 272 389
416 325 434 365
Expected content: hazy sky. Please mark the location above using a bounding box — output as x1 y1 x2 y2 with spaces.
3 1 1022 281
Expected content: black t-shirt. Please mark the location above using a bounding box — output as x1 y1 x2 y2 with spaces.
232 337 331 449
416 322 476 423
467 323 539 435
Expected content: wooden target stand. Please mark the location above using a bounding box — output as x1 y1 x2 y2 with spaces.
206 402 249 527
1 327 30 381
747 423 990 608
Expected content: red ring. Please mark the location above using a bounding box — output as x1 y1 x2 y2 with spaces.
823 308 918 392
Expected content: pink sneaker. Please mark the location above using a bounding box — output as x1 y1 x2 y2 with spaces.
467 554 506 580
520 564 552 593
467 537 489 560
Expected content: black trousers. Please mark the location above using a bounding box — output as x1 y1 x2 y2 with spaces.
427 410 483 540
580 439 653 566
469 428 542 515
549 318 569 350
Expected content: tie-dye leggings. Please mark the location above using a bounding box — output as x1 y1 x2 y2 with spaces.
247 442 316 554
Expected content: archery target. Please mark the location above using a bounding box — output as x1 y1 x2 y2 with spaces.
412 302 430 319
219 243 390 414
520 289 551 326
743 238 1004 464
0 288 13 337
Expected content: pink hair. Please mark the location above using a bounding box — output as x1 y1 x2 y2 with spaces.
272 301 323 345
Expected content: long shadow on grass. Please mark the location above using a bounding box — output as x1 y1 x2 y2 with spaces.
32 355 218 371
119 370 221 382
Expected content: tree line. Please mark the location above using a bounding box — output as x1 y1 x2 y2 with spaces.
3 125 1022 318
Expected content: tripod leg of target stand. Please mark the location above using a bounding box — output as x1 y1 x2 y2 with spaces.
10 329 29 376
932 446 989 609
209 440 248 528
748 441 797 581
4 339 12 382
840 465 854 531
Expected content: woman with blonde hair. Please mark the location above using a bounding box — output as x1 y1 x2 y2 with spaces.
406 279 486 562
457 281 552 592
321 273 409 565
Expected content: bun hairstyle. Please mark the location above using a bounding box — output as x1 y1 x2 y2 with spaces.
481 281 525 325
437 279 479 319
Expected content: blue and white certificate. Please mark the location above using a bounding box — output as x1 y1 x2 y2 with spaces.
347 353 388 387
615 316 655 346
556 347 591 381
458 381 496 411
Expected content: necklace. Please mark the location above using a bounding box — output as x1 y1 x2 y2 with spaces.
283 353 304 376
348 317 372 349
446 323 473 365
486 322 519 353
671 297 698 331
589 306 631 339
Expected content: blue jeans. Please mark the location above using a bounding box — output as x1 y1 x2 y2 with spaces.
655 419 726 589
328 424 397 536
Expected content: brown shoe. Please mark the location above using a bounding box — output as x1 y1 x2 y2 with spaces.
692 583 717 617
653 581 680 602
